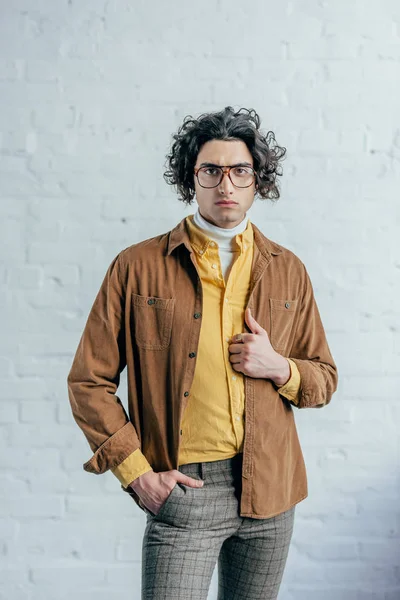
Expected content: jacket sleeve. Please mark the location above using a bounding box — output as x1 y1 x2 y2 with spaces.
67 252 142 474
289 262 338 409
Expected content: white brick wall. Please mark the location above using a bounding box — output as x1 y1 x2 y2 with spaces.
1 1 399 598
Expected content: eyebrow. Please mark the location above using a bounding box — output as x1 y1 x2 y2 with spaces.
199 161 253 168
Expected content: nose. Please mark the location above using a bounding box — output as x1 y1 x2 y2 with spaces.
219 170 235 193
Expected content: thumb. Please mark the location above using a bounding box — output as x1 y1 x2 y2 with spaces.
245 307 265 335
175 473 204 488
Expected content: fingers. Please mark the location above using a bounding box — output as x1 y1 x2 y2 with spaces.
230 332 254 345
232 332 244 343
229 355 241 364
229 343 245 354
172 470 204 488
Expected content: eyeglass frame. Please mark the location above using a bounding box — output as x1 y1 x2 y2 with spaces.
193 164 257 189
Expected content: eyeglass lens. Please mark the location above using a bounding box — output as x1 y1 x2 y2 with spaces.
197 166 255 188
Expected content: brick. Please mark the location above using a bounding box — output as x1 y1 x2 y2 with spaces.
0 2 398 596
0 495 63 518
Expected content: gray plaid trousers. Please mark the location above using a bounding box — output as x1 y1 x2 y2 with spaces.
141 453 295 599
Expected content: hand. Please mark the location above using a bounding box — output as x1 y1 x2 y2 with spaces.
129 469 204 515
228 308 291 386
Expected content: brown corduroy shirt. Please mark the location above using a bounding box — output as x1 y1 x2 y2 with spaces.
67 217 338 519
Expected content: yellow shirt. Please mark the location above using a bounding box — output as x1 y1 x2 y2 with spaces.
112 216 301 487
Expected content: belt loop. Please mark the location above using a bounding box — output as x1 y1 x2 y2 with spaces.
199 462 204 480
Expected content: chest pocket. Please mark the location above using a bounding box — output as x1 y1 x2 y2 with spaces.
132 293 175 350
269 298 299 355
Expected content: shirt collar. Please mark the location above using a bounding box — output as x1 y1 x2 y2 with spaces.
166 216 283 259
185 213 254 257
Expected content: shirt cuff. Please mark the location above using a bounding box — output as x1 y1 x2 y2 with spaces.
110 448 153 488
276 358 301 405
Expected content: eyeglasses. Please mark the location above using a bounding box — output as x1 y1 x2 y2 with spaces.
194 165 256 189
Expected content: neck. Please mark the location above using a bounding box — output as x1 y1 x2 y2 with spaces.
194 210 248 244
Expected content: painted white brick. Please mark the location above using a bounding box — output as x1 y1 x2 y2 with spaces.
105 563 142 586
2 447 61 472
0 1 399 598
6 266 42 289
0 495 63 518
0 474 30 495
285 589 384 600
0 400 18 422
30 565 106 586
9 423 79 448
19 401 56 424
293 538 359 561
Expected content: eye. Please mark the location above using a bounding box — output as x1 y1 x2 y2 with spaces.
233 167 252 176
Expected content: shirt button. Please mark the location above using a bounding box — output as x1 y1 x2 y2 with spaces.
194 312 201 319
210 241 215 246
232 376 237 381
184 391 189 397
189 352 196 358
225 336 230 342
199 249 204 255
285 302 290 309
212 264 217 269
224 298 229 303
235 416 241 421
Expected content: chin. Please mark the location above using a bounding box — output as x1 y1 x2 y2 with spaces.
213 214 244 228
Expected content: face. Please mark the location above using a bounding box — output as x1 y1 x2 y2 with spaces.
193 139 257 229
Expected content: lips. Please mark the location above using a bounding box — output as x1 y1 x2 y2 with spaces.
215 201 237 206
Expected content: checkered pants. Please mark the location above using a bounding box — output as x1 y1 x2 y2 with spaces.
141 453 295 599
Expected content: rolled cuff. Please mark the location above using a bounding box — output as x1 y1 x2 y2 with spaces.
83 421 141 474
289 357 337 409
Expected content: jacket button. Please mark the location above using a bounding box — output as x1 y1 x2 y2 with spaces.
184 391 189 397
189 352 196 358
147 298 156 305
194 312 201 319
285 302 290 309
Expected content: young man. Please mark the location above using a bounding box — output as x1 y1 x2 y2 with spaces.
67 106 338 599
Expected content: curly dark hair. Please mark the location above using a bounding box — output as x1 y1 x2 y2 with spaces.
163 106 286 205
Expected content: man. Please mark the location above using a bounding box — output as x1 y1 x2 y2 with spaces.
67 106 338 599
